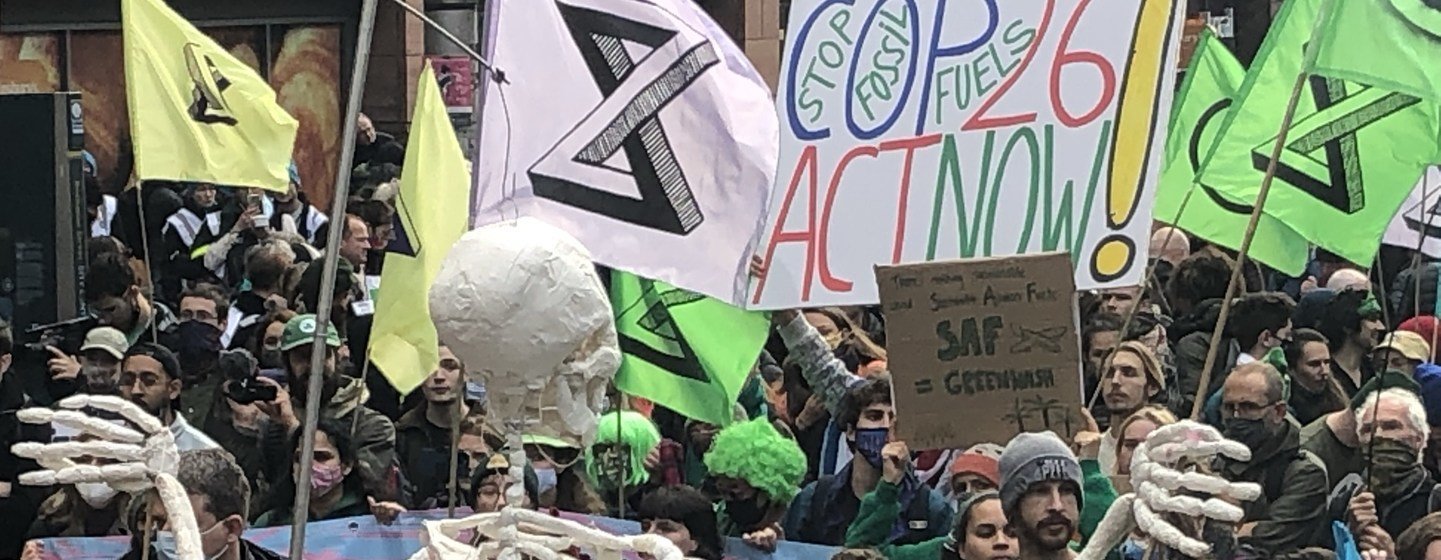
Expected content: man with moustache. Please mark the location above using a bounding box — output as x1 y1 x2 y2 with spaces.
120 343 218 451
253 314 395 498
998 432 1084 560
1096 342 1165 476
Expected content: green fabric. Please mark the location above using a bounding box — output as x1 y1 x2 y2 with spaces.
842 462 1120 560
611 270 770 426
1313 0 1441 102
1156 27 1309 275
1197 0 1441 267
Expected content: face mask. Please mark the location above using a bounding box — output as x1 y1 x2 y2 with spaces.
1221 417 1273 449
1365 437 1429 499
153 524 227 560
534 467 558 496
81 365 120 395
76 482 118 508
851 427 889 469
259 348 284 369
311 463 345 494
1119 537 1146 560
725 497 769 530
176 320 223 374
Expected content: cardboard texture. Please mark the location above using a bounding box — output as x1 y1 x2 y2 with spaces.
875 252 1083 451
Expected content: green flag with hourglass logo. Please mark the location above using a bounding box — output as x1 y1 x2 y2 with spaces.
1197 0 1441 267
1155 27 1309 275
611 270 769 426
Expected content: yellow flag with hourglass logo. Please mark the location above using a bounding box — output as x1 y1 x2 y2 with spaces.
123 0 298 191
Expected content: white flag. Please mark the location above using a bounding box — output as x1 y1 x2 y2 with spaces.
1384 167 1441 258
471 0 779 305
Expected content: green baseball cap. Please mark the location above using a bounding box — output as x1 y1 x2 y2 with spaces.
280 314 342 352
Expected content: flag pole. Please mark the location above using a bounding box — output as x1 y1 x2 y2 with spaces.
447 392 462 518
385 0 496 73
134 181 160 342
289 0 378 556
1086 185 1198 412
1190 0 1336 420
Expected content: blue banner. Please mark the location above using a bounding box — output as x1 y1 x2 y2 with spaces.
39 510 839 559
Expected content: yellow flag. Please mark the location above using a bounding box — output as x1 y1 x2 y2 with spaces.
123 0 298 191
369 64 472 394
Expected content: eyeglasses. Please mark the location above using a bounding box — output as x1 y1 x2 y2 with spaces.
1220 400 1279 419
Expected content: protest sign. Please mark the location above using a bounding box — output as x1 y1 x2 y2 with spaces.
875 252 1083 451
749 0 1185 309
1384 166 1441 259
40 511 839 560
471 0 779 306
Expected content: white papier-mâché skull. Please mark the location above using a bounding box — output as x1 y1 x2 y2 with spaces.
425 218 683 560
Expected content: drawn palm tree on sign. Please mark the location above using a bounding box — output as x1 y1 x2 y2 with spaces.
1056 407 1080 438
1002 398 1034 432
1025 395 1063 428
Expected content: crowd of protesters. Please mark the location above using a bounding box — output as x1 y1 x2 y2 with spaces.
6 120 1441 560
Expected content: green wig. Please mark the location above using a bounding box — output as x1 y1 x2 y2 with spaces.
703 418 807 503
586 410 661 490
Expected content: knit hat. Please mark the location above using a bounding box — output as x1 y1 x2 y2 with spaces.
998 431 1083 514
1106 341 1166 389
1399 316 1441 361
949 452 1001 486
1375 331 1432 363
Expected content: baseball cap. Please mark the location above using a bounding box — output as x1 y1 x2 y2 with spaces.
80 327 129 360
1374 331 1431 363
280 314 342 352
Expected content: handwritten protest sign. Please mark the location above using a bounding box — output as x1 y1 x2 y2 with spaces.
875 252 1082 451
750 0 1184 309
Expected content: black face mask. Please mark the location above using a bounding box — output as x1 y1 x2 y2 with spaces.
175 320 222 379
258 348 284 369
725 497 769 530
1222 417 1274 450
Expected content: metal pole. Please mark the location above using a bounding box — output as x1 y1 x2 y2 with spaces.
385 0 496 73
289 0 378 555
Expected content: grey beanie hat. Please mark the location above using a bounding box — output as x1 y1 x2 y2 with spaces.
998 431 1083 514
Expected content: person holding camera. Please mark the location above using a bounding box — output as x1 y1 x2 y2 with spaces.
200 348 280 517
85 252 178 349
252 314 396 501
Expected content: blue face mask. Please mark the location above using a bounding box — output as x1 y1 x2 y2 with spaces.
1119 537 1146 560
852 427 889 469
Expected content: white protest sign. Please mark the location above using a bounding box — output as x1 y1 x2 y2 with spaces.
471 0 779 306
748 0 1185 309
1384 167 1441 258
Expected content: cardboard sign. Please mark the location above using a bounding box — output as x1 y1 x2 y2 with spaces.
875 252 1083 451
748 0 1186 309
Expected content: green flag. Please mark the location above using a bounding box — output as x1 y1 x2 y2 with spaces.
1155 27 1309 275
1313 0 1441 101
611 270 769 426
1196 0 1441 266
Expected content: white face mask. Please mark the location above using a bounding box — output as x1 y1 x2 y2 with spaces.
153 524 229 560
534 467 558 496
76 482 118 508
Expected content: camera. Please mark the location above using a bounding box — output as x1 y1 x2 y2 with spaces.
219 349 279 405
14 315 96 402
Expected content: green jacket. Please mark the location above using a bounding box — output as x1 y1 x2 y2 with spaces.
1219 420 1330 555
252 487 371 527
843 459 1118 560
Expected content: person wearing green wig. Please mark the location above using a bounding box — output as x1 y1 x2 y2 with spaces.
703 418 807 550
586 410 662 519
